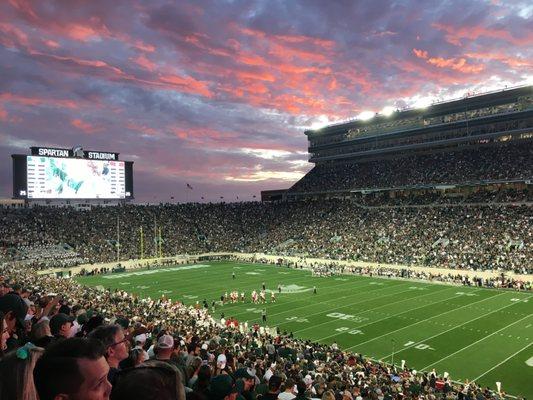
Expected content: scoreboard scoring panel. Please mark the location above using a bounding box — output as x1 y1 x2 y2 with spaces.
26 156 126 199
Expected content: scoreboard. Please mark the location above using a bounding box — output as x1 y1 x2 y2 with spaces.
12 146 134 200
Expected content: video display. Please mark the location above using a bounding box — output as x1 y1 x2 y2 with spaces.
26 156 126 199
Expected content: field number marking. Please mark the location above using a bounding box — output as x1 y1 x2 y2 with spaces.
326 312 368 323
285 316 309 323
526 356 533 367
455 292 478 296
510 298 529 303
404 341 435 351
335 327 363 335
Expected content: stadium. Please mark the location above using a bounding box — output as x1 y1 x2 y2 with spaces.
1 86 532 400
0 3 532 400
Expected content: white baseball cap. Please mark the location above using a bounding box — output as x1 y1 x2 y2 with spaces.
157 334 174 349
217 353 227 368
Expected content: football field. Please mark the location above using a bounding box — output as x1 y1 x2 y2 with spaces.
76 261 533 397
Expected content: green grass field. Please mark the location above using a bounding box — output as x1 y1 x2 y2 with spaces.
76 261 533 397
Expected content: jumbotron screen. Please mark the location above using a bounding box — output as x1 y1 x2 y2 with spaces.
26 156 126 199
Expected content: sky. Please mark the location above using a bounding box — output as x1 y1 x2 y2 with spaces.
0 0 531 203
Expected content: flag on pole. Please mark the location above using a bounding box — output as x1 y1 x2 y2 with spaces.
186 183 193 190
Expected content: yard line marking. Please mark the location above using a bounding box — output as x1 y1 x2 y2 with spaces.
420 313 533 370
256 280 454 323
472 342 533 382
345 291 503 351
284 285 445 329
378 293 532 360
314 289 468 341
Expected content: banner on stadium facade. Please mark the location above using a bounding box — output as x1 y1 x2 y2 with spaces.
30 146 119 160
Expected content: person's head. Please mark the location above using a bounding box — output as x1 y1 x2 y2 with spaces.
197 364 212 387
31 319 51 340
0 311 9 353
234 368 255 391
88 324 129 368
0 293 28 334
111 361 185 400
156 334 174 359
0 283 11 296
0 343 44 400
188 342 200 356
283 378 295 393
122 348 147 369
50 313 75 338
33 337 112 400
322 390 336 400
209 374 238 400
11 283 22 294
296 380 307 397
268 375 283 393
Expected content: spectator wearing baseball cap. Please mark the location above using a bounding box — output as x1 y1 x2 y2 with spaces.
209 374 238 400
49 312 75 341
216 353 227 373
234 367 256 399
0 293 28 350
147 334 188 390
88 324 129 386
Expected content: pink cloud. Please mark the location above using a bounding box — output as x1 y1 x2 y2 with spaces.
0 93 79 109
71 118 100 134
158 74 213 97
432 22 533 46
132 53 157 71
0 105 8 121
412 48 484 74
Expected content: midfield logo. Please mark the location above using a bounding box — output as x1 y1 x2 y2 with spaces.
268 284 311 294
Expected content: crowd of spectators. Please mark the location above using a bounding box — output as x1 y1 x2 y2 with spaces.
1 200 530 272
218 256 531 291
291 142 532 193
0 262 521 400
